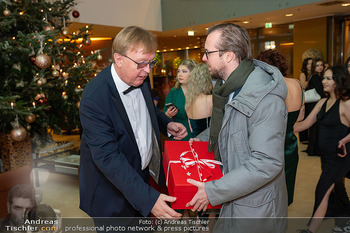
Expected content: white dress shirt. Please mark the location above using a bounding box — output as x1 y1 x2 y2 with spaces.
111 66 153 170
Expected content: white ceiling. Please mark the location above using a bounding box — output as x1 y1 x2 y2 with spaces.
69 0 350 50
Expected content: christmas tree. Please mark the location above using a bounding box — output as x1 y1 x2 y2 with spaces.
0 0 100 150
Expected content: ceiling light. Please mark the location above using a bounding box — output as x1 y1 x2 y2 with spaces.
342 3 350 6
187 31 194 36
243 21 249 24
286 13 293 17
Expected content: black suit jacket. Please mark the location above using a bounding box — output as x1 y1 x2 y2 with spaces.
79 65 170 218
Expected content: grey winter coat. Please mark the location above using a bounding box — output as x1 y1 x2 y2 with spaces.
198 59 288 233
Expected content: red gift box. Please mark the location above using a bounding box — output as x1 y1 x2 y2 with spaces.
163 141 223 209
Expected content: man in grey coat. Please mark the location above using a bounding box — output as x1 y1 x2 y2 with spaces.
187 23 288 233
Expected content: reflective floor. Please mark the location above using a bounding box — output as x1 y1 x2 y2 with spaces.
35 138 350 232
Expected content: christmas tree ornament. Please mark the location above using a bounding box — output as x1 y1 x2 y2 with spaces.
25 114 36 123
37 79 43 86
63 95 68 100
83 37 91 46
10 117 27 142
30 56 36 64
61 18 69 36
52 69 59 77
97 54 103 61
37 77 47 86
61 27 69 36
11 125 27 141
26 125 31 130
72 10 80 18
43 24 54 31
3 9 11 16
35 54 51 69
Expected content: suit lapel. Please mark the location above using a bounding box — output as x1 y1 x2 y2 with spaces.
105 69 138 147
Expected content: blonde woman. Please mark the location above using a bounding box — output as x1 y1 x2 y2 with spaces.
164 59 197 140
185 63 213 137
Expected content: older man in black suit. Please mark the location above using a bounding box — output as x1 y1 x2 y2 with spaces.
79 26 186 225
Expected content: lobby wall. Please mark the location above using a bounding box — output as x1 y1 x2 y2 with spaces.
293 17 328 79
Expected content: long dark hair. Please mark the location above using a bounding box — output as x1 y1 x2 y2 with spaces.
328 65 350 101
301 57 313 80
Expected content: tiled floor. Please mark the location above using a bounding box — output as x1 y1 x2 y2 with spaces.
35 138 350 232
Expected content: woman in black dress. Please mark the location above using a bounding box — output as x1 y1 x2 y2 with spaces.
294 65 350 233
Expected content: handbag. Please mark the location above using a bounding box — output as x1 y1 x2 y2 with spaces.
304 88 321 103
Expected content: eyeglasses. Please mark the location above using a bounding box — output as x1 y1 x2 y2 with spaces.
204 49 227 59
122 55 157 70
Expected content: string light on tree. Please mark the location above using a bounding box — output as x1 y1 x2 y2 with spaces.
62 92 68 100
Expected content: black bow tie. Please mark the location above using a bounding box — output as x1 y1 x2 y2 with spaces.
123 86 138 95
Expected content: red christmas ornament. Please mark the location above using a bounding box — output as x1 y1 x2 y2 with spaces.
72 10 80 18
30 56 36 64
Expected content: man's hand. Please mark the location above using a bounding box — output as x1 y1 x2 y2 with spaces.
151 194 182 219
167 122 187 140
186 179 210 212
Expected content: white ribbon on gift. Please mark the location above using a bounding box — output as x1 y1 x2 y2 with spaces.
166 142 222 186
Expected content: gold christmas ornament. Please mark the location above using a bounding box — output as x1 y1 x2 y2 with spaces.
3 9 11 16
43 24 54 31
61 27 69 36
11 126 27 142
37 79 43 86
52 70 59 77
25 114 36 123
35 54 51 69
62 95 68 100
26 125 32 130
97 54 103 61
37 78 47 86
83 37 91 46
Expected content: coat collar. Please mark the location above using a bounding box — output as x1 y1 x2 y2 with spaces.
227 59 287 117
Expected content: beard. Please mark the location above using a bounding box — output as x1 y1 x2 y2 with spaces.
209 65 226 80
